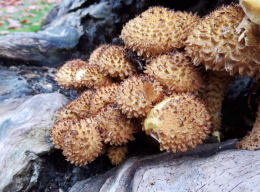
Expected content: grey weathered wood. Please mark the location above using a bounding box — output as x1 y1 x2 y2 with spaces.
0 1 114 66
69 140 260 192
0 93 68 192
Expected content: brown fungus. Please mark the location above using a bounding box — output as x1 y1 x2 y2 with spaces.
144 52 204 94
121 7 199 58
116 75 164 118
95 104 135 146
144 93 211 152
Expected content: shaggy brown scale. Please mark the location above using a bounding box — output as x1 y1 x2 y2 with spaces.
116 75 164 118
97 45 136 79
121 7 199 58
62 118 103 166
144 93 211 152
185 4 260 78
90 83 119 116
144 52 204 93
55 108 79 122
50 120 73 149
89 45 109 65
107 146 128 165
62 89 94 119
96 104 135 146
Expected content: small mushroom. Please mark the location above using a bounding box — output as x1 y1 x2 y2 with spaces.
144 52 204 94
93 45 136 79
116 75 164 118
95 104 136 146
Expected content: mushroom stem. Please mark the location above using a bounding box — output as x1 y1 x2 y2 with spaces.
237 96 260 150
201 71 232 133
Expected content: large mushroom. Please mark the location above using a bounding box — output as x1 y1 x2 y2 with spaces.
121 7 199 58
144 93 211 152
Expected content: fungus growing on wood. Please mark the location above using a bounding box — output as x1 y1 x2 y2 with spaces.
61 118 103 166
55 59 86 89
97 45 136 79
144 52 204 94
96 104 135 146
89 83 119 116
121 7 199 58
144 93 211 152
116 75 164 118
185 4 260 78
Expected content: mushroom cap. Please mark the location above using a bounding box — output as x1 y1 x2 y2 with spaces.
144 52 204 94
120 7 199 58
107 146 128 165
89 45 109 65
74 63 112 89
236 126 260 150
50 120 72 149
65 89 94 118
240 0 260 25
97 45 136 79
185 4 260 77
96 104 135 146
116 75 164 118
90 83 119 116
55 59 86 89
144 93 211 152
62 118 104 166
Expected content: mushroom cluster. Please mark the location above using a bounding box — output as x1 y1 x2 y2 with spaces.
51 2 260 166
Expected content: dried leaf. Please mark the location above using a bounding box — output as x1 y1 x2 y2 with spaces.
20 19 27 24
7 19 21 29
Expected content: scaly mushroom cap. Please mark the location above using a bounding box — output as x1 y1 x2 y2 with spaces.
107 146 128 165
55 59 86 89
74 63 112 89
90 84 119 116
89 45 109 65
144 52 204 94
50 120 72 149
116 75 164 118
144 93 211 152
237 125 260 150
65 89 94 118
240 0 260 25
120 7 199 58
186 4 260 77
97 45 136 79
96 104 135 146
62 118 103 166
